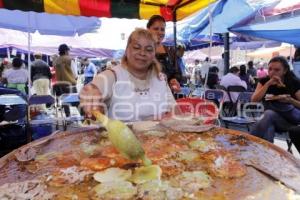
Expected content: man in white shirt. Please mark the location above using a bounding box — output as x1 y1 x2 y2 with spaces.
220 66 247 102
216 53 225 77
71 58 78 80
83 58 97 85
201 57 211 81
191 59 202 86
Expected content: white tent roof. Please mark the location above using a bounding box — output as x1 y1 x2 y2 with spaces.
0 17 175 50
246 44 295 58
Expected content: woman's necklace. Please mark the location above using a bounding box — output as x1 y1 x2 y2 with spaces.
128 71 151 96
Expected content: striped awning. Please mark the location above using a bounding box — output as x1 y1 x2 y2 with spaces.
0 0 216 21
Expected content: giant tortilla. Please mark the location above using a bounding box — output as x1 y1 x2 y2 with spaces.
0 124 299 200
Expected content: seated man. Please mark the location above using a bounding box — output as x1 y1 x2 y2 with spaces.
220 66 247 102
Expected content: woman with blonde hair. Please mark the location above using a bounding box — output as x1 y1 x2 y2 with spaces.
80 28 176 122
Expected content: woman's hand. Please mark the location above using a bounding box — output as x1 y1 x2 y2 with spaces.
79 83 103 118
169 78 181 93
278 94 293 104
266 76 284 87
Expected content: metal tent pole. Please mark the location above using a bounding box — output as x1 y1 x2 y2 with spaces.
204 0 213 91
27 12 32 94
224 32 230 75
6 47 10 60
173 8 178 74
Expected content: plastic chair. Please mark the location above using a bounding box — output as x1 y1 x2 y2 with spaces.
227 85 247 103
215 84 227 91
175 86 191 99
221 92 262 131
0 94 27 106
224 85 247 117
191 87 205 97
0 92 27 156
176 97 219 124
59 93 83 130
204 89 225 109
52 82 77 118
27 95 58 140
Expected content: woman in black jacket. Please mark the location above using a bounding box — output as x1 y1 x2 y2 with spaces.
147 15 182 93
251 56 300 142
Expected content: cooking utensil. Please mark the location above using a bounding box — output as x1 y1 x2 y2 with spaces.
92 111 151 166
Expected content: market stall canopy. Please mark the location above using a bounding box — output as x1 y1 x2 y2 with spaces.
164 34 224 50
0 17 148 50
230 0 300 46
0 8 101 36
164 0 278 50
0 0 216 21
0 44 117 58
170 0 275 42
183 46 223 62
230 40 281 50
246 44 295 58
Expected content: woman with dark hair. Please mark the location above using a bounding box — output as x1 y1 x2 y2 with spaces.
239 65 249 83
147 15 182 93
294 47 300 62
207 66 219 89
239 64 254 91
1 57 28 93
293 47 300 79
251 56 300 142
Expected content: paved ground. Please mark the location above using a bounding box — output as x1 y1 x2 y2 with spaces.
274 139 300 159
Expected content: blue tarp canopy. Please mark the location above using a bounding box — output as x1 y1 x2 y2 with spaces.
163 34 224 50
231 14 300 46
230 40 281 50
177 0 273 38
230 0 300 46
165 0 277 50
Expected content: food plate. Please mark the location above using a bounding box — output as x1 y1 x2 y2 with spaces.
159 116 216 132
265 94 289 101
0 125 300 200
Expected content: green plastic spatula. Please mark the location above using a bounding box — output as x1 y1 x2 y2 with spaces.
92 111 152 166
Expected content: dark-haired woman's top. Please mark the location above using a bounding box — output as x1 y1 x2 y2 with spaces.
207 73 219 89
259 76 300 98
259 76 300 124
156 48 182 83
240 74 252 91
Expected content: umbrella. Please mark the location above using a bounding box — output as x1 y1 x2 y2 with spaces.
231 14 300 46
0 0 216 21
163 33 224 50
0 8 101 36
0 7 101 90
230 0 300 46
0 0 217 60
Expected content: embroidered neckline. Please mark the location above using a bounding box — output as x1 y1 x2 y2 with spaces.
128 71 151 95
